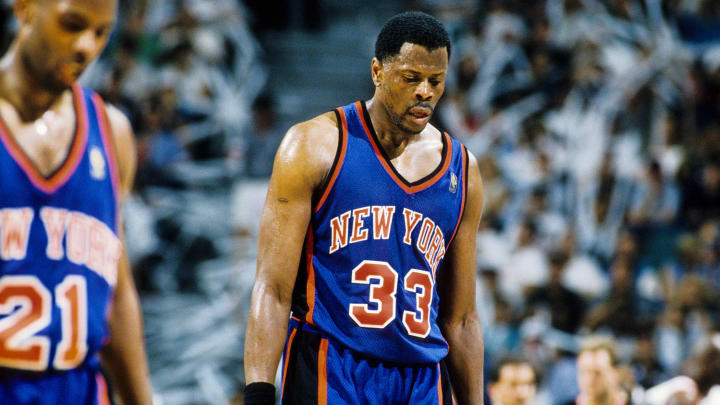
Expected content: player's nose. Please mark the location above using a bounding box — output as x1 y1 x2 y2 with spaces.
414 80 432 101
72 31 101 62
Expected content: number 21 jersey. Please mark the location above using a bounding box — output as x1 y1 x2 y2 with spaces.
0 85 120 403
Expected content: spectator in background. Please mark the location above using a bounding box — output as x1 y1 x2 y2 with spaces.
526 251 585 334
500 219 549 309
584 254 642 336
629 160 681 266
488 357 538 405
633 328 669 389
629 160 680 227
644 334 720 405
572 336 628 405
243 93 283 178
680 159 720 229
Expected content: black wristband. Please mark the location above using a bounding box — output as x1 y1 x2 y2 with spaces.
244 382 276 405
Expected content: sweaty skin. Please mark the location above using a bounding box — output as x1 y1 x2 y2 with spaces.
244 41 485 404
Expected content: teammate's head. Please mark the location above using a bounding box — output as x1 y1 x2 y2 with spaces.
489 357 537 405
12 0 117 91
577 336 620 401
371 12 451 134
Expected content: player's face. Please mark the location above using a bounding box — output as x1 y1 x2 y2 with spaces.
17 0 117 91
491 364 537 405
374 42 448 134
577 349 615 399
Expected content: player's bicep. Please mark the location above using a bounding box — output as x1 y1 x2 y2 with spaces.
436 152 483 324
254 125 330 302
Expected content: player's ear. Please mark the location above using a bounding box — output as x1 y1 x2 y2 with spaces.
14 0 38 25
371 57 383 87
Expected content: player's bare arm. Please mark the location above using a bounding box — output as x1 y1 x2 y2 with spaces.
244 112 339 384
99 105 153 405
436 151 484 405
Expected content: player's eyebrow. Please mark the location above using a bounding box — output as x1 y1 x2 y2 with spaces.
399 69 445 77
60 10 116 29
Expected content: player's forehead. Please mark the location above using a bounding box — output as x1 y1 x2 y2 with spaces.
43 0 117 23
499 363 534 382
387 42 448 74
578 349 612 368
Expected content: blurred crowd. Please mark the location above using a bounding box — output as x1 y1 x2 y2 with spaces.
428 0 720 403
3 0 720 403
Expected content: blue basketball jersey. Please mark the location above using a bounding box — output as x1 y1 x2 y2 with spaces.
291 101 468 364
0 84 119 404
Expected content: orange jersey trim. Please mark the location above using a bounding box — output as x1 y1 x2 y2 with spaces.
314 108 348 213
356 101 452 194
446 145 468 248
91 93 122 231
95 373 112 405
0 84 88 194
318 338 329 405
304 228 316 324
280 327 298 399
437 363 444 405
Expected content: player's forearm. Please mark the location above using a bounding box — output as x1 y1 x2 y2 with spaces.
100 285 153 405
441 315 484 405
244 281 292 384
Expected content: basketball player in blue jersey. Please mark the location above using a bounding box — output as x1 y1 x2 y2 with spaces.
0 0 152 404
245 11 484 405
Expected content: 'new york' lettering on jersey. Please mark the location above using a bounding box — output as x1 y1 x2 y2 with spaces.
0 84 119 383
291 101 468 364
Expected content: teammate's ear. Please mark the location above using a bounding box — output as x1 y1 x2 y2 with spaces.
14 0 37 24
371 57 383 87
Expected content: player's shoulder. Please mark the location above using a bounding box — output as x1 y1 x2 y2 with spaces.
275 111 340 187
285 110 339 145
280 111 339 166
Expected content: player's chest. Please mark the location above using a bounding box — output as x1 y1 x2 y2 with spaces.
0 102 77 177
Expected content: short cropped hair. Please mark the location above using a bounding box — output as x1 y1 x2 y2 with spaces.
579 335 619 366
375 11 451 63
490 356 537 383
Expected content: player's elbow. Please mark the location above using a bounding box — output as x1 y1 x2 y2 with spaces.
250 277 294 309
438 310 481 336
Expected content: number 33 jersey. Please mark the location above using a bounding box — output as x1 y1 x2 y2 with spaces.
291 101 468 364
0 84 120 380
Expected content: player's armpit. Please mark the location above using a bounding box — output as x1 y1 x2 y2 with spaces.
436 150 484 405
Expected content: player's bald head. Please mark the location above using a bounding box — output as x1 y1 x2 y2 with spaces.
10 0 117 92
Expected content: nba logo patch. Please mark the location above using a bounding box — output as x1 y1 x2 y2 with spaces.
449 172 458 193
89 146 106 180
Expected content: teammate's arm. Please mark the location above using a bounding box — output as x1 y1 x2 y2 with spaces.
99 105 153 405
436 150 484 405
244 114 338 390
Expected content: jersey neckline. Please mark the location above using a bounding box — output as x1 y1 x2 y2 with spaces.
0 83 88 194
356 100 452 194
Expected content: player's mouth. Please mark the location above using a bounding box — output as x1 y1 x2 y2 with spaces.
59 63 84 82
408 107 432 125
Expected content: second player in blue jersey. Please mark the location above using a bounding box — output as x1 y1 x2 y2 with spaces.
0 0 152 404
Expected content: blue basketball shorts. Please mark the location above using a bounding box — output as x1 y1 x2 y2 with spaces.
280 317 452 405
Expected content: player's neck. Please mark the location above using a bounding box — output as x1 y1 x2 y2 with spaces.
0 45 68 122
365 98 419 160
